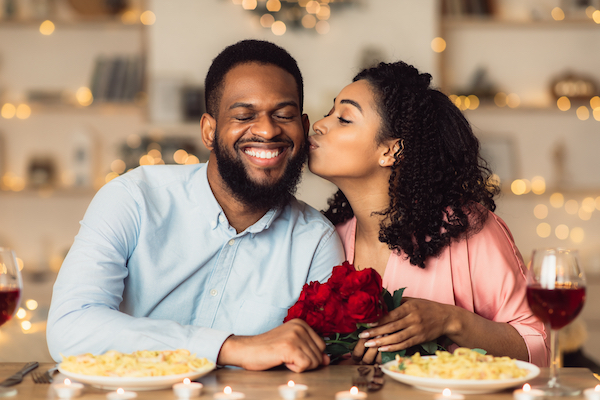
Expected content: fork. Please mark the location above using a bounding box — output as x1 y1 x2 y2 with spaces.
31 367 57 384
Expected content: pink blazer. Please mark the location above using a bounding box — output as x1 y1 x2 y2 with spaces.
336 211 549 367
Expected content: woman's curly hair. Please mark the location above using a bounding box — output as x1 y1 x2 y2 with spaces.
323 61 500 268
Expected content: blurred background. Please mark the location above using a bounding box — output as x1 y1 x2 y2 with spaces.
0 0 599 364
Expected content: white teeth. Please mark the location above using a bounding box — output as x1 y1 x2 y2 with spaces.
245 149 280 159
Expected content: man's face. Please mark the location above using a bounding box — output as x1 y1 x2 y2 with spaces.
205 62 309 211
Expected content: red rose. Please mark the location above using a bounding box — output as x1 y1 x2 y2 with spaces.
328 261 355 290
345 290 384 323
339 267 382 299
283 300 307 323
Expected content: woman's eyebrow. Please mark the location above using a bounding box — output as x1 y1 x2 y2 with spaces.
339 99 363 114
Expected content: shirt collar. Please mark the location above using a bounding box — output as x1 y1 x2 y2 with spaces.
196 162 284 234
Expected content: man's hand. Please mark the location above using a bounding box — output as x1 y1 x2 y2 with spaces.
217 319 330 372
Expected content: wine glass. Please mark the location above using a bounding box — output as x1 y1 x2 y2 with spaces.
526 248 586 396
0 247 22 328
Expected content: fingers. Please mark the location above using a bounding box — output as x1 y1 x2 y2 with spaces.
282 320 327 372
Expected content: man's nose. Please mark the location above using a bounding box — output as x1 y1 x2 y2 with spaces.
251 115 282 139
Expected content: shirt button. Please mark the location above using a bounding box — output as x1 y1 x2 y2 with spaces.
210 289 218 297
219 215 226 223
210 221 217 229
228 239 235 246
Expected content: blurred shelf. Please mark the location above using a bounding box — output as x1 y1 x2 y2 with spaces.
25 102 146 115
0 18 144 29
442 16 600 29
0 188 96 198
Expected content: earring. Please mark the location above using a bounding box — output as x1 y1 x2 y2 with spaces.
380 160 385 165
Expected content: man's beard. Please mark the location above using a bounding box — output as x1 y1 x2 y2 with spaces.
213 130 308 213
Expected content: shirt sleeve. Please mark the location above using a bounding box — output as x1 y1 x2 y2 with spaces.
305 225 346 284
466 213 550 367
46 178 231 363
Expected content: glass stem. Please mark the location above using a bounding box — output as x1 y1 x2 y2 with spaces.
549 328 559 388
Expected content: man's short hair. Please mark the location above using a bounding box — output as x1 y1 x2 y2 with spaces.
204 39 304 117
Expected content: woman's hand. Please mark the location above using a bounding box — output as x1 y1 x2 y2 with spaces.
351 297 456 364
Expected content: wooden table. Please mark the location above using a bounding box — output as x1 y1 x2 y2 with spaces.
1 363 598 399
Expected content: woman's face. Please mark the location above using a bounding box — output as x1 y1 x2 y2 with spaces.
309 80 385 185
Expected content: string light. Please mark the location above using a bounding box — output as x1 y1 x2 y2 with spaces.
557 96 571 111
576 106 590 120
533 204 548 219
233 0 355 34
39 20 55 35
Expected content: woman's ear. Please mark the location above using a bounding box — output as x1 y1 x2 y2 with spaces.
201 113 217 151
379 139 403 167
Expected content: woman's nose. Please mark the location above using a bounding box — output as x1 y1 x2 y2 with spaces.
312 117 327 135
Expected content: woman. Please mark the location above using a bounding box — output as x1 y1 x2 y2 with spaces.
308 61 549 367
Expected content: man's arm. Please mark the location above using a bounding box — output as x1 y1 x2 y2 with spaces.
46 178 231 362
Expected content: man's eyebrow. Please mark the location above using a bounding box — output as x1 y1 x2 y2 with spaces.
229 102 254 110
228 100 299 110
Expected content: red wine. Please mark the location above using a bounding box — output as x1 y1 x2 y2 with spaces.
526 284 585 329
0 288 20 326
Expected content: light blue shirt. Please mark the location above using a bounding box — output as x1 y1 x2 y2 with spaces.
47 163 344 362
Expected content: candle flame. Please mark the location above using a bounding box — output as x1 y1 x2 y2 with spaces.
596 385 600 392
184 378 191 385
288 380 295 387
350 386 358 395
224 386 232 395
64 378 71 385
523 383 531 392
117 388 125 394
443 388 452 396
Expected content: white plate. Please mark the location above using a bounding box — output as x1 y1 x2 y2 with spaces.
381 358 540 394
58 362 215 391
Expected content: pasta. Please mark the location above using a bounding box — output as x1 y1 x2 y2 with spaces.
59 349 213 377
390 348 529 380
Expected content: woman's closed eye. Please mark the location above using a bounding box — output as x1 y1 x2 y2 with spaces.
338 116 351 124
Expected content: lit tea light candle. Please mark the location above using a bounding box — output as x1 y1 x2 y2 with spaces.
173 378 203 398
106 387 138 399
278 380 308 399
513 383 544 400
335 386 367 400
213 386 246 400
434 388 465 400
53 378 84 398
584 385 600 400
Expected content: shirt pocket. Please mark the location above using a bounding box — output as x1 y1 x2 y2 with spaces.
233 299 289 336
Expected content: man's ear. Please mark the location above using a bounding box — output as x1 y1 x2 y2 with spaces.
201 113 217 151
302 113 310 137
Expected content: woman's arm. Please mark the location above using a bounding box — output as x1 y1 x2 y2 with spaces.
353 297 528 363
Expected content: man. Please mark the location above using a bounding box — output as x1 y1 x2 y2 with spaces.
47 40 344 372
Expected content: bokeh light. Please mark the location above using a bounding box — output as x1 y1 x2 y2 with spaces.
272 21 286 35
555 224 569 240
550 192 564 208
531 176 546 194
533 204 548 219
536 223 551 238
39 20 55 35
570 227 585 243
557 96 571 111
565 199 578 215
140 10 156 25
431 37 447 53
551 7 565 20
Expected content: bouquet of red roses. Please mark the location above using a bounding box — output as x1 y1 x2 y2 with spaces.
284 261 442 362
